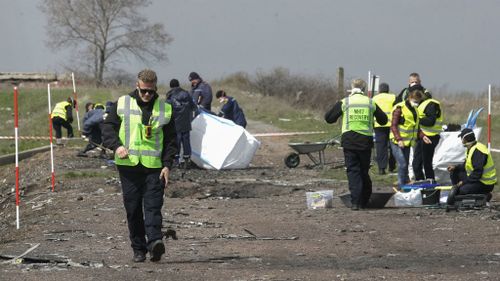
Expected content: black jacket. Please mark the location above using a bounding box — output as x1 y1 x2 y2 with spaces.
218 96 247 128
166 87 196 133
395 87 432 105
325 95 388 150
191 81 213 111
419 100 441 128
102 90 178 170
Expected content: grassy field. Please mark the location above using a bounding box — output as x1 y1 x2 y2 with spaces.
0 86 120 154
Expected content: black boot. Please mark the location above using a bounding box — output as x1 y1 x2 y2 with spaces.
446 185 460 206
133 250 146 262
149 240 165 262
182 156 191 170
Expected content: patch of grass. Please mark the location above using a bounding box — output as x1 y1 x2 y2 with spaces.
210 84 340 142
61 170 113 179
0 86 117 154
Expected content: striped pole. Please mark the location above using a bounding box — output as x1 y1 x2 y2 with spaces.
48 84 55 192
367 70 372 98
14 86 20 229
488 84 492 151
72 72 81 131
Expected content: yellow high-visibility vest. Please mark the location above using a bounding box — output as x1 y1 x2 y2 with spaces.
390 101 419 147
465 142 497 185
115 95 172 168
51 101 71 120
373 92 395 128
417 98 444 136
341 93 375 137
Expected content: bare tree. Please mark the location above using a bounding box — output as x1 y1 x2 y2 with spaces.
40 0 173 86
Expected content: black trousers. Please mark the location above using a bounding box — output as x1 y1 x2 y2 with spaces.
412 134 440 180
374 127 396 171
52 117 74 139
82 126 103 153
448 166 494 205
118 166 164 253
344 148 372 206
176 131 191 158
450 167 494 194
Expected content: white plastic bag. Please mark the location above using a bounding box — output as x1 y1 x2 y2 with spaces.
306 190 334 209
440 191 450 204
190 112 260 170
393 189 422 207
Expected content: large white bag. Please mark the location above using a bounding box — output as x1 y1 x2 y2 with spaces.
190 112 260 170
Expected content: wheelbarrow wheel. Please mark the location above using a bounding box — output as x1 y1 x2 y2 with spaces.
285 153 300 168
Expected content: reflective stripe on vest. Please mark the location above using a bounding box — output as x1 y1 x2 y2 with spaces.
115 95 172 168
51 101 70 120
372 93 395 128
341 93 374 136
390 101 419 147
418 98 444 136
465 142 497 185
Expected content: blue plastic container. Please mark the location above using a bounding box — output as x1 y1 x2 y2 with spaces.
401 180 439 192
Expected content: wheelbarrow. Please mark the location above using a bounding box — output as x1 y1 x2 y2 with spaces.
284 138 340 168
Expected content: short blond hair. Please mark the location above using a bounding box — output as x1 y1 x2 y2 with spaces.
137 69 158 84
351 78 366 91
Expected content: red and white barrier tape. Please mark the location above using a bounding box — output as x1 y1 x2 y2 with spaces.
0 136 77 140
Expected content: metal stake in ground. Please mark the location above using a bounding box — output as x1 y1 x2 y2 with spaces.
13 86 20 229
488 84 492 151
72 72 81 132
47 84 55 192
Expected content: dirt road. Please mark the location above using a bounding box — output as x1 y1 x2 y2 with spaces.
1 121 499 281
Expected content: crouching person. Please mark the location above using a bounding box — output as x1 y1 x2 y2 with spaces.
447 128 496 205
78 103 106 157
102 69 177 263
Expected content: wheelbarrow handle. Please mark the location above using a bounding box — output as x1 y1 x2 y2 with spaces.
326 138 341 146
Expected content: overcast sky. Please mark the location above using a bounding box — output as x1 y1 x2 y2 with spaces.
1 0 500 94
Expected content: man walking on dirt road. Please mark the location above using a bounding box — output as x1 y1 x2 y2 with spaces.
325 79 387 210
102 69 177 262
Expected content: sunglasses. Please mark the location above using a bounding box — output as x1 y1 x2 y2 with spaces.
138 88 156 95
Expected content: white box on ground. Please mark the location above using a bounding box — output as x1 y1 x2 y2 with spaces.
393 189 423 207
306 190 334 209
190 112 261 170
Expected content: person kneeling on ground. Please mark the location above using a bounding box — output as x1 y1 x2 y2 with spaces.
447 128 497 205
215 90 247 128
78 103 106 158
